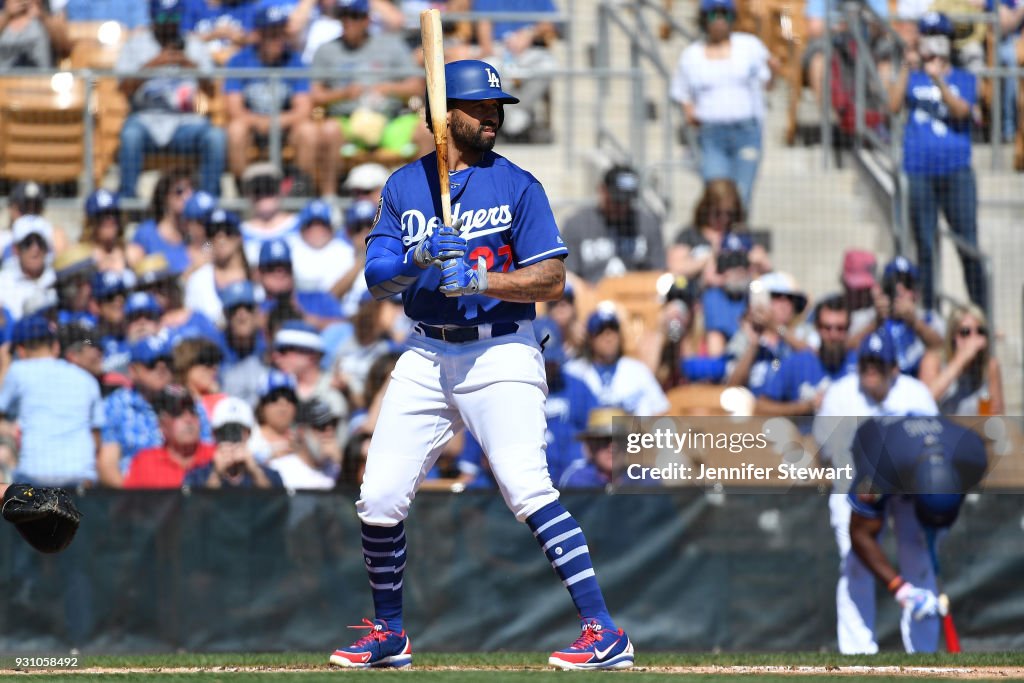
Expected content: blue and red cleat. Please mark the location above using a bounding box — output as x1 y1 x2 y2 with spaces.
329 618 412 669
548 620 634 670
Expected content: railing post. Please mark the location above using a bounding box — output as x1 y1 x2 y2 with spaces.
269 74 283 172
991 17 1003 170
597 2 610 149
564 0 576 172
821 0 833 169
630 34 646 170
82 72 95 198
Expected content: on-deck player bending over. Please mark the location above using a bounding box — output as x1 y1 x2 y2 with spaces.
328 60 633 671
847 416 987 653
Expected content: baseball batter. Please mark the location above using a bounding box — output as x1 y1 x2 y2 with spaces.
329 60 633 671
814 329 939 654
847 415 987 653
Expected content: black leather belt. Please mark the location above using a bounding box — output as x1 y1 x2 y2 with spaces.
416 322 520 343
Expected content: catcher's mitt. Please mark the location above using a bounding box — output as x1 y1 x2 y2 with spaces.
2 484 81 554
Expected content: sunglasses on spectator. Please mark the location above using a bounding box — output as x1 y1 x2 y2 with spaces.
276 345 316 355
704 9 734 21
196 349 222 367
248 178 279 198
958 326 987 337
18 234 48 251
311 422 336 432
206 221 241 239
350 187 376 196
171 184 192 197
262 388 298 404
141 357 172 371
817 323 849 333
348 221 374 233
161 399 197 418
128 311 162 323
583 436 615 449
338 10 369 20
709 208 738 220
226 303 255 315
260 264 292 275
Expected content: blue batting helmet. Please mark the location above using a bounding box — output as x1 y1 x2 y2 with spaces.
443 60 520 103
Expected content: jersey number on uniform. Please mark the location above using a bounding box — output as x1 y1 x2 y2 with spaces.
469 245 514 272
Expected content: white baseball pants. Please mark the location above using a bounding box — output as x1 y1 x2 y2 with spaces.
357 322 559 526
832 494 940 654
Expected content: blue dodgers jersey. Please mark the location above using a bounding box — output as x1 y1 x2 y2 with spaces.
903 69 976 175
763 349 857 402
847 416 988 518
368 152 568 326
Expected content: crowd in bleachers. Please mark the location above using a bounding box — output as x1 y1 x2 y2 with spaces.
0 0 1014 492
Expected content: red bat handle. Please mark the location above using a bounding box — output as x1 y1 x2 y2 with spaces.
943 614 961 653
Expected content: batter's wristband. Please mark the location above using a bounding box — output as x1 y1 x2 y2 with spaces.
888 576 905 593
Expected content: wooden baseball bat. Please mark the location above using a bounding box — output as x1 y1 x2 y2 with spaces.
926 527 962 653
420 9 452 228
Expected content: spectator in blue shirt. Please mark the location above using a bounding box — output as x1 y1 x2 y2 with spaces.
128 169 196 275
0 316 105 486
889 13 985 312
60 0 149 31
757 295 857 416
876 257 944 377
220 281 270 407
224 0 323 193
534 317 598 485
181 0 255 63
558 407 630 489
701 232 753 357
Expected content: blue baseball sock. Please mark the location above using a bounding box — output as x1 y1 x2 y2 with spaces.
526 501 617 632
361 521 406 633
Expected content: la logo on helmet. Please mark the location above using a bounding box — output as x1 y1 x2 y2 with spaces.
485 68 501 89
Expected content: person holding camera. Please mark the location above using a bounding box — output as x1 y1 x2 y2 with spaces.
889 12 984 312
874 257 944 378
184 396 283 489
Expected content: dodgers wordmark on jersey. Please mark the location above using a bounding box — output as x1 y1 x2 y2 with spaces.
367 151 568 326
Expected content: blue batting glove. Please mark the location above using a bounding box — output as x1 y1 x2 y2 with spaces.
413 220 466 268
895 583 940 621
439 256 488 297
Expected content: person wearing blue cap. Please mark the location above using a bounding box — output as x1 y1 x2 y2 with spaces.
289 199 356 297
225 2 329 194
98 334 212 487
669 0 774 213
845 416 987 653
890 11 984 314
532 316 599 486
184 209 248 326
564 307 669 417
182 190 218 256
0 315 105 487
91 271 132 376
310 0 431 166
221 280 270 408
814 328 939 654
82 189 128 273
259 238 345 326
876 256 944 378
115 0 226 198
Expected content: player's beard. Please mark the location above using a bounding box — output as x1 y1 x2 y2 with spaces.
451 111 498 154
